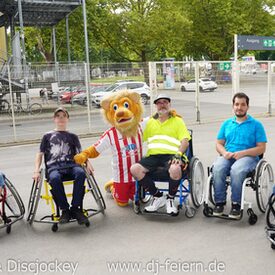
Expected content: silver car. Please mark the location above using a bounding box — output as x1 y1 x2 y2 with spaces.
180 78 218 92
92 81 151 107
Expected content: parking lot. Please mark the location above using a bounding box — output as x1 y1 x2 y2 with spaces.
1 114 275 275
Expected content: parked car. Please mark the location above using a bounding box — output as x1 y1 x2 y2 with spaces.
60 86 87 104
91 81 151 107
71 85 110 105
180 78 218 92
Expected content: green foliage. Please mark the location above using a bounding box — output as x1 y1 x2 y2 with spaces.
22 0 275 62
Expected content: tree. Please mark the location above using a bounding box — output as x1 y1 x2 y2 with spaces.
182 0 275 60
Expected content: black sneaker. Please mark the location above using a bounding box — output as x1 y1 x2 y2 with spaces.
229 203 241 219
213 204 224 216
71 208 88 225
59 209 71 224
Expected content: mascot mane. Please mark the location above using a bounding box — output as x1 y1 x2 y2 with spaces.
100 90 144 138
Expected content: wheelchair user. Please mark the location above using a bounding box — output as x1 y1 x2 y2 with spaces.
130 94 190 215
0 171 5 224
212 92 267 219
32 107 93 225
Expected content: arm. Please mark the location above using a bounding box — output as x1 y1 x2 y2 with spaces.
74 145 100 164
32 152 43 183
178 138 189 155
216 139 234 159
232 142 266 160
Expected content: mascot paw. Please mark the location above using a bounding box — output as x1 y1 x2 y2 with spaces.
74 153 87 164
104 181 114 193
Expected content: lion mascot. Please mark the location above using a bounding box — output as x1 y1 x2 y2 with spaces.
74 90 143 206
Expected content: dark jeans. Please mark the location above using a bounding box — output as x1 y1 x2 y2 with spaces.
47 165 86 210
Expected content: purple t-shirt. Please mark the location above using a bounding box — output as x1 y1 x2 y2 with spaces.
40 130 82 169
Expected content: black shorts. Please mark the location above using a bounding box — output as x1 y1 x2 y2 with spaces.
139 154 174 180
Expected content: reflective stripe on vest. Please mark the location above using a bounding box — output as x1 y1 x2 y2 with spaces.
147 134 180 154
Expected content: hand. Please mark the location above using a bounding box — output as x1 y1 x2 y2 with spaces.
74 153 88 165
32 171 40 184
223 151 234 160
232 151 244 160
86 160 94 175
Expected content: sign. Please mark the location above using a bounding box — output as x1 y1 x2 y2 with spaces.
163 58 175 89
238 35 275 50
219 62 231 71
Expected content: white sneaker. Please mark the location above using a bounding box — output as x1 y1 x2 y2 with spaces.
166 197 178 215
145 196 166 212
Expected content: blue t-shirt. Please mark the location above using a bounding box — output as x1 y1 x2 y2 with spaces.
40 130 82 169
217 115 267 153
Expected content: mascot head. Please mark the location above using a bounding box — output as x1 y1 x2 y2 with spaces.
101 90 144 138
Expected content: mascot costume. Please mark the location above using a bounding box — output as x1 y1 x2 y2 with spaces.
74 90 143 206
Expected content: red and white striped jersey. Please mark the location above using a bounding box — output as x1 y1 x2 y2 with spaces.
94 126 143 184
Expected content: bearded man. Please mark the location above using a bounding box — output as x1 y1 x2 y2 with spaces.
212 92 267 219
130 94 190 215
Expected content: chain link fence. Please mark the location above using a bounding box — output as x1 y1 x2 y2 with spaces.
0 60 275 144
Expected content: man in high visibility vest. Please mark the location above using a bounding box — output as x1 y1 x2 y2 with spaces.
130 94 191 214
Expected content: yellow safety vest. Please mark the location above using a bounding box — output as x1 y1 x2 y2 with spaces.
143 116 190 156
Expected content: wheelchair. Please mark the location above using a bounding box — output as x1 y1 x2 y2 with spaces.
26 166 106 232
0 176 25 234
203 157 274 225
133 130 205 218
265 185 275 249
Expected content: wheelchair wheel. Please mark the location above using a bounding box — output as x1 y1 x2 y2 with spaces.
4 178 25 218
189 156 205 208
208 174 215 206
84 168 106 212
255 160 274 213
266 194 275 229
27 171 43 225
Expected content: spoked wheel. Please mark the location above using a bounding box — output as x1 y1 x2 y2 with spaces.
189 156 205 208
266 194 275 229
8 103 22 116
4 177 25 219
30 103 42 115
0 99 10 114
83 167 106 213
26 170 43 225
208 175 215 206
255 160 274 213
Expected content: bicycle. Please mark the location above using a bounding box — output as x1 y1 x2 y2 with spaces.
9 102 43 116
0 98 10 115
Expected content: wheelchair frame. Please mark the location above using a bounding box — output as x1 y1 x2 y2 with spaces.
0 177 25 234
26 166 106 232
133 130 205 218
203 158 274 225
265 191 275 250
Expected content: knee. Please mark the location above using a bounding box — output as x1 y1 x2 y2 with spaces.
169 164 182 180
48 171 61 185
130 163 145 180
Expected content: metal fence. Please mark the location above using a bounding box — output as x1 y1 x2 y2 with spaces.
0 60 274 144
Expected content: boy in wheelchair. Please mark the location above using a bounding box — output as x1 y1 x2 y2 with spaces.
33 107 91 225
130 94 190 215
212 93 267 219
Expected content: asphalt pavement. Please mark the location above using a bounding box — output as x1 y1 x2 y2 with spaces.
1 115 275 275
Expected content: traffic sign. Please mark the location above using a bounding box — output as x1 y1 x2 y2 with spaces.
219 62 232 71
238 35 275 50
